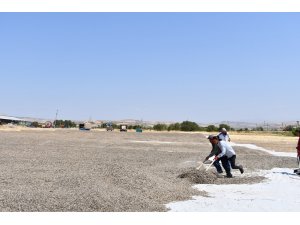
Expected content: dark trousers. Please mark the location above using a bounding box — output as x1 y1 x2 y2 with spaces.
220 156 232 176
228 155 242 170
213 158 223 173
220 155 242 176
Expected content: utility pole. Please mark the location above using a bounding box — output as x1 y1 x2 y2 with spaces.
53 109 58 128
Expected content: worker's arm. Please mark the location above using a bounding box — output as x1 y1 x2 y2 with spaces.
205 152 215 160
205 145 220 160
216 142 226 159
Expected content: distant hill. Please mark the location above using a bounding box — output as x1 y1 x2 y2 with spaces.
1 114 298 129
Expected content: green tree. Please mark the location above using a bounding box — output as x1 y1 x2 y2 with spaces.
180 121 200 131
153 124 168 131
31 121 39 128
283 125 293 131
54 120 77 128
254 126 264 131
292 127 300 136
207 125 218 132
168 123 181 131
219 124 231 131
63 120 76 128
54 120 63 128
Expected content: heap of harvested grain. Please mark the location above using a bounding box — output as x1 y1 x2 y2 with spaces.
178 168 217 184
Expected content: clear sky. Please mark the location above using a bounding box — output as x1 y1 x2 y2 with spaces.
0 13 299 123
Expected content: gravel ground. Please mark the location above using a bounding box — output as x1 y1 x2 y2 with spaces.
0 129 296 211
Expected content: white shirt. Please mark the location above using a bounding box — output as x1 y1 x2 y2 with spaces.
217 140 236 159
218 132 230 142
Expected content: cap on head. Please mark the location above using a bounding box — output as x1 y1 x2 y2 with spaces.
221 128 227 132
207 135 218 140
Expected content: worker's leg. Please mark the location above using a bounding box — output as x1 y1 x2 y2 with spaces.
228 155 244 174
220 156 232 177
213 158 223 173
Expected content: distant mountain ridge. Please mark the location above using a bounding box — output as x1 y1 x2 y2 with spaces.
1 114 298 129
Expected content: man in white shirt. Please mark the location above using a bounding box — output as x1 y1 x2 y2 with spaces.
218 128 231 142
211 136 244 178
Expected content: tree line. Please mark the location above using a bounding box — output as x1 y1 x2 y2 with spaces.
153 121 232 132
29 119 299 136
30 120 77 128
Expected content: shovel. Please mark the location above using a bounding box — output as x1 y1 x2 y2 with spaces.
196 158 213 170
196 159 216 171
205 159 216 171
196 161 205 170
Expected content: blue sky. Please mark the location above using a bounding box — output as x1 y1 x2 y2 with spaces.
0 13 299 122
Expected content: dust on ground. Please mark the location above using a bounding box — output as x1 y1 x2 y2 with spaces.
0 129 297 211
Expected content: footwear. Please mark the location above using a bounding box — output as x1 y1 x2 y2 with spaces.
239 166 244 174
226 174 233 178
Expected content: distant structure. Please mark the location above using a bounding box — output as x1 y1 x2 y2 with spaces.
79 122 92 131
53 109 59 128
0 115 26 125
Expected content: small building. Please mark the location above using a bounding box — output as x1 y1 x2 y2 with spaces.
0 115 26 125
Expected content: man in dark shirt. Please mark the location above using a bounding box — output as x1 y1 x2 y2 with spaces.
205 135 223 174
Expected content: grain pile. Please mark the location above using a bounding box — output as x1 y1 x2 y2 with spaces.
0 129 294 211
178 168 217 184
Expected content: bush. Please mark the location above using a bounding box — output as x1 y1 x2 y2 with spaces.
283 125 293 131
218 124 231 131
254 126 264 131
168 123 181 131
292 127 300 136
153 124 168 131
206 125 218 132
54 120 77 128
180 121 200 131
31 121 40 128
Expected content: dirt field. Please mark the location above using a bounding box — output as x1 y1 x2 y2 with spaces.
230 133 298 152
0 129 297 211
201 131 298 152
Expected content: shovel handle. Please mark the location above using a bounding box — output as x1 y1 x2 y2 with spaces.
205 160 215 171
196 163 204 170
